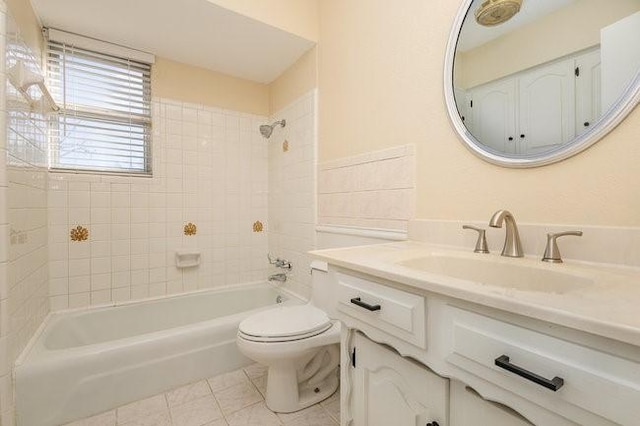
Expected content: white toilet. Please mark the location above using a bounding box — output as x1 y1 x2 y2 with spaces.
236 262 340 413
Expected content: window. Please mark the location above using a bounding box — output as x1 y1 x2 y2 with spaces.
47 32 152 174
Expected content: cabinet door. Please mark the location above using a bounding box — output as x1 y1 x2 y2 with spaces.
352 333 448 426
575 50 601 137
450 381 533 426
468 79 517 154
518 60 575 154
454 87 473 133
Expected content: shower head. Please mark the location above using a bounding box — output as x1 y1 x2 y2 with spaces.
259 125 273 139
259 119 286 139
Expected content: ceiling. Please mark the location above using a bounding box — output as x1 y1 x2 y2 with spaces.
30 0 315 83
457 0 576 51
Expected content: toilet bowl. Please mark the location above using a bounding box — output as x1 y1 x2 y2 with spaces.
237 304 340 412
236 262 340 413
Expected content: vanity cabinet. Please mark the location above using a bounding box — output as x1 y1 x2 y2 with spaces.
351 332 448 426
450 381 533 426
329 268 639 426
335 272 426 349
443 306 636 425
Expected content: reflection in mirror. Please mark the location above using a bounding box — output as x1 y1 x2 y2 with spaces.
452 0 640 159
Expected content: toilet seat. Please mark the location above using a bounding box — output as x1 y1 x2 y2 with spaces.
238 305 332 343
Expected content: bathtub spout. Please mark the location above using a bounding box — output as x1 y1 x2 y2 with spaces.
269 273 287 283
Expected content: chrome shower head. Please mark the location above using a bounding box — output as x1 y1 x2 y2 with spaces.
259 125 274 138
259 119 286 139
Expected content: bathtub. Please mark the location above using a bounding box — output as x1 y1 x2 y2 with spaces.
15 283 298 426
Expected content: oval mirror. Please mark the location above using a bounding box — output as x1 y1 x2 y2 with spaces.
445 0 640 167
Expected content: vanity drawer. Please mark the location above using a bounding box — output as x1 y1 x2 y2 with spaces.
335 272 426 348
444 306 640 425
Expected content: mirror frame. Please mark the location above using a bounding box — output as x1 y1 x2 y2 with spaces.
444 0 640 168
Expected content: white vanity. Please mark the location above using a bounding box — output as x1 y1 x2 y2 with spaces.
311 0 640 422
311 228 640 426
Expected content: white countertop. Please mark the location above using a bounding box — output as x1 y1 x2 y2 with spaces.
311 241 640 348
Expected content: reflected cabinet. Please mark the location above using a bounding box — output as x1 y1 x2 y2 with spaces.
458 49 600 156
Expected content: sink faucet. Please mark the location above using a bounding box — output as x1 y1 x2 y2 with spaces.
489 209 524 258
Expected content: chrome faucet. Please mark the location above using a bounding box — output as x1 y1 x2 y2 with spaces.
267 254 292 270
489 209 524 258
462 225 490 253
542 231 583 263
268 273 287 283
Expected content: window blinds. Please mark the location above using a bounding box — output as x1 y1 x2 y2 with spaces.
47 38 152 174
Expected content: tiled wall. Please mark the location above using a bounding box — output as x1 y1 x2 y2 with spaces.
48 99 270 310
0 4 9 424
318 145 416 231
1 10 50 425
267 90 316 299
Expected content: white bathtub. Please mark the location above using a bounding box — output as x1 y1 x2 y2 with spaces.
15 283 298 426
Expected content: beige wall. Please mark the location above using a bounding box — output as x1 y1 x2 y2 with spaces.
8 0 308 118
6 0 43 61
458 0 640 89
152 57 269 115
269 46 317 114
207 0 318 42
318 0 640 227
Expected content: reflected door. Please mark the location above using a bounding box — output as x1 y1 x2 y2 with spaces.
518 61 575 154
575 50 602 137
469 79 517 154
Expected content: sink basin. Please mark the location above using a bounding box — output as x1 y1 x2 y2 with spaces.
398 254 593 294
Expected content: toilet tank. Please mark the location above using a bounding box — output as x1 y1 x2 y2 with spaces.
310 260 334 316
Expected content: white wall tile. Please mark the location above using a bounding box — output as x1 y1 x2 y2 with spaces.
37 93 314 354
45 98 271 310
68 292 90 309
267 90 317 300
318 144 416 232
90 289 111 305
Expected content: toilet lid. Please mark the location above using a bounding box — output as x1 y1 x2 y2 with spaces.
239 305 331 340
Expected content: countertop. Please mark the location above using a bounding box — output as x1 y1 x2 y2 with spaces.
311 241 640 348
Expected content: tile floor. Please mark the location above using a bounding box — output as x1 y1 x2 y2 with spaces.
63 363 340 426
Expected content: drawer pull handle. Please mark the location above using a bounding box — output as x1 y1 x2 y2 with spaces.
350 297 381 311
495 355 564 391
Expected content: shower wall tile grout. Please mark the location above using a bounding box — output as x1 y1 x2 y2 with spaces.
48 99 271 310
0 13 318 422
48 88 318 309
2 7 51 425
267 89 317 300
0 1 7 422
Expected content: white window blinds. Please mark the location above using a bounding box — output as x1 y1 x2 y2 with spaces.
47 36 152 174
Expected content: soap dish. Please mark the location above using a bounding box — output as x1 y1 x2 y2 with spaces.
176 251 201 268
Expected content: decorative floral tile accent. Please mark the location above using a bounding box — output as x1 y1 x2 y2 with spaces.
282 140 289 152
253 221 263 233
70 226 89 242
184 222 197 236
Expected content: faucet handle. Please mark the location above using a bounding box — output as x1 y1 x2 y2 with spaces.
463 225 490 254
267 253 292 269
542 231 583 263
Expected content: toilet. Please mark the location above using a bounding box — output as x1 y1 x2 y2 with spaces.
236 262 340 413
